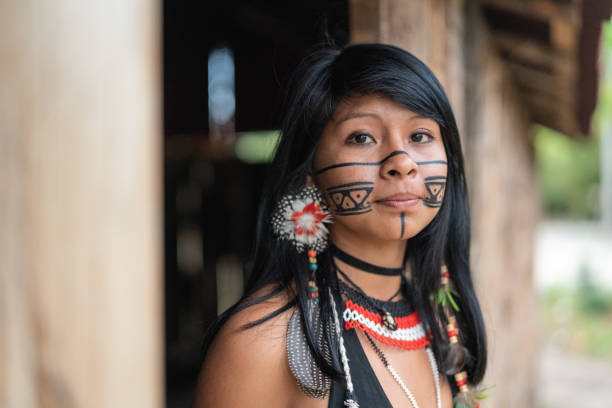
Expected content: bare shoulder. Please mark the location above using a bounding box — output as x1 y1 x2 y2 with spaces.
193 285 298 408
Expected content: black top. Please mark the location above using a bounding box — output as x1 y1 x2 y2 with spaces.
328 327 395 407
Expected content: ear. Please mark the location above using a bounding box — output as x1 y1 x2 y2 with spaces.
306 173 315 187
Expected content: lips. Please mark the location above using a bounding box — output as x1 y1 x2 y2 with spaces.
375 192 422 210
378 192 420 201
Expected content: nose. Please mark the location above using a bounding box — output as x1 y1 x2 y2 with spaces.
379 150 418 179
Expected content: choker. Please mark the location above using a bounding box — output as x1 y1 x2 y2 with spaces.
330 244 405 276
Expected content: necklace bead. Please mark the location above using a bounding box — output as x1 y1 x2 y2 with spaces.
382 311 398 331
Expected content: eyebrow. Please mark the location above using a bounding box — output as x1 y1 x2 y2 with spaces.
336 111 429 124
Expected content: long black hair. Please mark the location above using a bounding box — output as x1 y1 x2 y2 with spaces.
202 43 487 385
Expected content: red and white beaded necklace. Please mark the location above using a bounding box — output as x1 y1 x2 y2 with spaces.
334 258 430 351
334 264 441 408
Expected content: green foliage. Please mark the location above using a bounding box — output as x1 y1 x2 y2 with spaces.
592 20 612 136
234 130 280 163
534 19 612 219
540 278 612 362
533 126 600 218
577 264 612 314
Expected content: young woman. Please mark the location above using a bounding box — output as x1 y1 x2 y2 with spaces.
194 43 487 408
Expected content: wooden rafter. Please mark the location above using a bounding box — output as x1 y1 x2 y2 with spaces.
480 0 574 21
492 30 566 67
480 0 586 134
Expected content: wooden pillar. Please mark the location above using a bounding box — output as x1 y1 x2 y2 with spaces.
0 1 163 407
464 3 538 406
349 1 538 406
349 0 466 137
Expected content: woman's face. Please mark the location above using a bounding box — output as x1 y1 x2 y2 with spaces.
312 94 448 244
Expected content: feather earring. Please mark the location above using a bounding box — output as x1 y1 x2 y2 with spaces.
271 185 332 310
430 264 492 406
274 186 334 398
442 315 470 375
452 372 492 408
430 264 470 375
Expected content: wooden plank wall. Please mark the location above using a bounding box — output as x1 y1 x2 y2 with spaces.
464 3 538 406
349 1 538 406
0 1 163 407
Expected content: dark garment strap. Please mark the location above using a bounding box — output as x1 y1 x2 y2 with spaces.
328 327 393 407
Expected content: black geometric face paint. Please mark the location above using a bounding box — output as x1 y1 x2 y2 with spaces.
326 181 374 216
423 176 446 208
314 150 448 175
400 212 405 238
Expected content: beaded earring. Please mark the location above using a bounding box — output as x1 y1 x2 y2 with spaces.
431 264 460 312
273 186 334 398
270 185 331 303
432 265 488 408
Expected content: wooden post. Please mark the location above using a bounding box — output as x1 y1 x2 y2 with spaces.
349 1 538 406
349 0 466 140
0 1 163 407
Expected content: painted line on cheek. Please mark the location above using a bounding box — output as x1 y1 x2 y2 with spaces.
400 212 405 238
327 181 374 191
314 157 447 175
314 151 410 175
333 209 373 216
417 160 448 166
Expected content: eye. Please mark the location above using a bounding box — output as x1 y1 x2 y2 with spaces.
410 131 433 144
347 132 375 145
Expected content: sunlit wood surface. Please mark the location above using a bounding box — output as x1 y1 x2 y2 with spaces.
0 1 163 407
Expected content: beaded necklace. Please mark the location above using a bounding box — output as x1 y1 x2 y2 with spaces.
335 263 430 351
333 264 442 408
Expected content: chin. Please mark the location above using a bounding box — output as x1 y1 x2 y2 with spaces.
330 210 437 243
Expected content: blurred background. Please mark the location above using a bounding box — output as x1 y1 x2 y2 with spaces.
1 1 611 407
533 20 612 407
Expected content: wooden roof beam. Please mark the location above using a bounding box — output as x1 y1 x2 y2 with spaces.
481 0 580 54
526 90 577 134
480 0 573 21
506 61 574 103
492 30 566 66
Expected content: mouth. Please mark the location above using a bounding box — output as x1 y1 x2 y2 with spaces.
374 192 422 210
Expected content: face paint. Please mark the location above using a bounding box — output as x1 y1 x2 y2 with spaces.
312 95 448 243
315 150 410 175
326 181 374 216
314 156 448 176
423 176 446 208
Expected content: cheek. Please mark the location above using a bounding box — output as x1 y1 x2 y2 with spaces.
418 164 447 208
315 169 377 216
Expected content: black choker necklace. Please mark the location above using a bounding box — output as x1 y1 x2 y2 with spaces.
330 244 405 276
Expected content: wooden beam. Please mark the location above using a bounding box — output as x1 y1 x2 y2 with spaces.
505 61 574 104
492 30 567 65
349 0 380 43
481 0 581 55
524 90 577 134
551 16 577 53
480 0 571 21
0 1 163 407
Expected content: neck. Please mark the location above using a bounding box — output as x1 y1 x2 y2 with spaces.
330 232 408 300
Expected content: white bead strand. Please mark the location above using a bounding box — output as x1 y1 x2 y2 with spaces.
329 288 360 407
426 347 443 408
